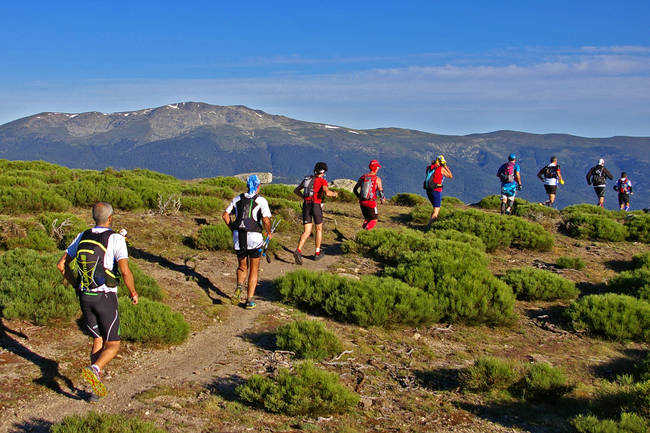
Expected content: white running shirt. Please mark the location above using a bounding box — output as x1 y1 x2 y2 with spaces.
225 193 272 250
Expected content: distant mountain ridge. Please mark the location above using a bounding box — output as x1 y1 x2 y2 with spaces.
1 101 648 208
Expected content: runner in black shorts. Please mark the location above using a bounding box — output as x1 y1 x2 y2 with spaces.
302 201 324 225
79 292 120 342
236 247 261 260
594 186 606 198
360 203 378 221
544 184 557 195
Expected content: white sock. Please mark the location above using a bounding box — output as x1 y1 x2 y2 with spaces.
315 248 321 254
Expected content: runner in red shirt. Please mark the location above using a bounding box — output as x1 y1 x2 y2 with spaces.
353 160 385 230
423 155 453 226
293 162 338 264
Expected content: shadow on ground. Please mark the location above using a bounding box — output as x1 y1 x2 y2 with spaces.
0 319 81 400
206 374 247 402
591 348 648 380
130 246 225 304
414 368 461 391
240 331 276 351
9 418 53 433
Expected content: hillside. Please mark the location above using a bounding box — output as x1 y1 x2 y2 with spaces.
0 162 648 433
0 102 648 208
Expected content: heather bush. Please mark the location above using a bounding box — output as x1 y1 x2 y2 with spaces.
631 252 650 270
625 214 650 243
236 361 359 416
566 294 650 342
51 411 167 433
261 184 300 201
275 320 343 360
0 218 57 252
607 268 650 301
561 212 628 242
432 209 554 252
460 357 518 392
521 362 571 401
513 201 560 219
477 195 502 209
427 229 486 252
120 261 164 301
0 249 78 324
442 196 463 206
38 212 88 248
200 176 246 190
180 196 223 214
390 193 426 206
275 270 441 327
591 379 650 419
563 204 614 217
329 187 357 202
0 187 71 213
267 197 302 213
572 412 649 433
408 204 453 224
556 256 586 270
501 268 579 301
118 297 189 344
195 224 232 251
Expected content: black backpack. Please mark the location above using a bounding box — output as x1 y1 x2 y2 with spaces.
74 229 118 292
591 167 606 185
300 175 315 199
543 165 559 179
232 194 263 233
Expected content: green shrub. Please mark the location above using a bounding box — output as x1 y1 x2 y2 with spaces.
261 184 300 201
501 268 579 301
329 187 357 202
476 195 502 209
561 212 628 242
572 412 649 433
195 224 232 251
201 176 246 190
267 197 302 213
607 268 650 301
236 361 359 416
556 256 586 270
38 212 89 248
442 196 463 206
625 214 650 243
275 270 441 327
566 294 650 342
563 204 615 217
631 252 650 270
427 229 486 252
409 204 434 224
637 353 650 382
180 196 223 214
460 357 518 392
121 261 164 301
522 362 571 401
118 297 189 344
0 218 57 252
390 193 426 206
592 379 650 419
50 411 167 433
513 202 560 220
0 187 71 213
276 320 343 360
0 249 78 324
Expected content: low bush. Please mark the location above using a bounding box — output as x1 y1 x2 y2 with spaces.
0 249 78 324
236 361 359 416
180 196 223 214
561 212 628 242
118 297 189 344
572 412 649 433
637 353 650 382
476 195 502 209
460 357 518 392
442 196 463 206
329 187 357 202
275 320 343 360
39 212 89 248
390 193 426 206
0 187 72 213
501 268 579 301
631 252 650 270
0 218 57 252
409 204 454 224
427 229 486 252
592 379 650 419
201 176 246 190
50 411 167 433
267 197 302 213
566 294 650 342
521 362 571 401
625 214 650 243
607 268 650 301
261 184 300 201
121 261 165 301
275 270 441 327
563 204 615 217
195 224 232 251
513 202 560 220
556 256 586 270
432 209 554 252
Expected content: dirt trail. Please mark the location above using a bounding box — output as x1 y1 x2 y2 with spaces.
1 248 339 433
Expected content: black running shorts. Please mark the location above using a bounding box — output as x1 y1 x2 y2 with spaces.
618 193 630 207
594 186 606 198
544 185 557 195
302 201 324 225
79 291 120 341
360 204 378 221
236 248 261 260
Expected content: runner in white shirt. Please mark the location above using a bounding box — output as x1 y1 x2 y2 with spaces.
222 175 272 309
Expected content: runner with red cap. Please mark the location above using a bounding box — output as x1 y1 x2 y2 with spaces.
353 160 385 230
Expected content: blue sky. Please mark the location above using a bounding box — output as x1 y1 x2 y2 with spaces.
1 1 649 136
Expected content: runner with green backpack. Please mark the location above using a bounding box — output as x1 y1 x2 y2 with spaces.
292 162 338 264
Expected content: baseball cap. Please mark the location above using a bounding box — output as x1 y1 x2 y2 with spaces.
247 174 261 194
508 153 517 161
369 159 382 170
598 158 605 165
437 155 447 165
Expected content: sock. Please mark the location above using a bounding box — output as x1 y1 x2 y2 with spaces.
315 248 320 255
366 220 377 230
297 248 302 254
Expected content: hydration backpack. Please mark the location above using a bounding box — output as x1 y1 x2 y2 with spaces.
423 165 443 190
543 165 559 179
616 178 631 193
300 175 315 199
359 174 377 200
591 167 606 185
232 194 262 233
498 162 515 183
75 229 118 292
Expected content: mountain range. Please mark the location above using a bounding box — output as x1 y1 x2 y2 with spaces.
0 101 648 208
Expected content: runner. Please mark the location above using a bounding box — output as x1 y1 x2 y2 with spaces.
614 172 633 211
536 156 564 207
222 175 272 309
496 153 522 215
292 162 338 264
353 160 385 230
56 202 138 402
586 158 613 208
423 155 453 226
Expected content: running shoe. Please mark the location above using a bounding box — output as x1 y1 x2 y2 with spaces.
245 300 257 310
293 249 303 265
81 366 107 398
88 392 100 403
231 285 242 305
314 253 323 261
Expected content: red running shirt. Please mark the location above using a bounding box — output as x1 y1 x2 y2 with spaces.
304 176 328 204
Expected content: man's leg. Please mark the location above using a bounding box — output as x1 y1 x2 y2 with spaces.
314 223 323 251
237 256 248 286
548 193 556 206
90 338 103 364
247 257 261 301
501 198 507 214
297 223 312 252
93 340 120 371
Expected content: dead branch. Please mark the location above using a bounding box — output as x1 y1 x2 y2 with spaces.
50 217 72 241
